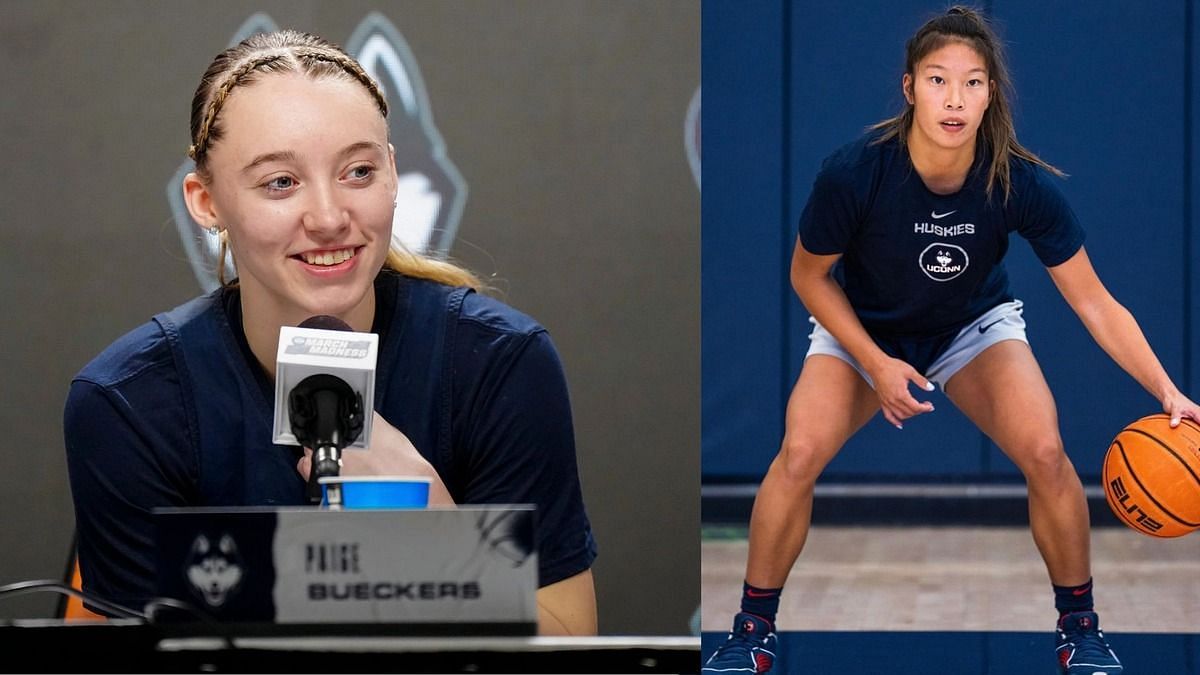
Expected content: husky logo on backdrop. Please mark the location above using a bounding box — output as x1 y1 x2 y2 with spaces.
168 12 468 292
685 85 700 190
185 533 245 607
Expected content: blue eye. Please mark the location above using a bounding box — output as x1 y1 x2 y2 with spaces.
348 165 374 181
264 176 296 192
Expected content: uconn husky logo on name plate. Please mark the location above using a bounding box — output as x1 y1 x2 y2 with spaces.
167 12 468 292
185 533 245 607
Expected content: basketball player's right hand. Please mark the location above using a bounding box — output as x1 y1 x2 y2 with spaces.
867 357 935 429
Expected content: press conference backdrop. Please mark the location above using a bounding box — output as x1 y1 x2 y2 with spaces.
0 1 699 633
703 2 1197 481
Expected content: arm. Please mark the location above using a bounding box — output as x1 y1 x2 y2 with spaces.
456 326 597 633
536 569 597 635
1047 246 1199 426
791 238 935 428
64 375 194 612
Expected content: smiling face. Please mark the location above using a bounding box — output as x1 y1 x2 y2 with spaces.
186 72 397 330
903 41 991 158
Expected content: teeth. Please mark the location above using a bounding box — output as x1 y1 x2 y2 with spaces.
302 248 354 266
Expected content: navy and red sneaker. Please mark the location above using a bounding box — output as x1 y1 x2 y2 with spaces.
702 612 777 673
1056 611 1123 674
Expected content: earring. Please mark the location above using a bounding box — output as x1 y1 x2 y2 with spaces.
392 200 398 208
206 224 221 235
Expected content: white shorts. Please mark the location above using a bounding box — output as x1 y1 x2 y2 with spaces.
805 300 1029 390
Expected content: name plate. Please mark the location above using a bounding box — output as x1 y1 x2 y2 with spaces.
153 507 536 628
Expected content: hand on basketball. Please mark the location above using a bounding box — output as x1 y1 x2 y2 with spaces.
867 356 936 429
1160 389 1200 428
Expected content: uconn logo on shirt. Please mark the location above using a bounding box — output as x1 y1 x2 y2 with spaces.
919 243 969 282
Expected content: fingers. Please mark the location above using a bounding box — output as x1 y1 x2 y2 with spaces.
1169 409 1199 428
296 447 313 480
883 373 936 430
882 408 902 430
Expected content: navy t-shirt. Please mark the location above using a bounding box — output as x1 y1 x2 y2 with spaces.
64 271 596 611
798 133 1085 337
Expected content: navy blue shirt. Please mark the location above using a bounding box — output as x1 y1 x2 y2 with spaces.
64 271 596 610
798 134 1085 337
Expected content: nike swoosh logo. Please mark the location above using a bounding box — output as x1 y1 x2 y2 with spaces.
1072 587 1091 596
745 589 776 598
931 210 957 219
978 318 1004 334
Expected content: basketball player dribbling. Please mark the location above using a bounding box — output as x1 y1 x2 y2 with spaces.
703 7 1200 674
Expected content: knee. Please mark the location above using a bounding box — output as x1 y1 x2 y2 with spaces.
1014 437 1075 484
773 435 830 486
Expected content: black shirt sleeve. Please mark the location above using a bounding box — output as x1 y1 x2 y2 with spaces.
797 164 862 255
1012 164 1086 267
63 361 196 613
452 325 597 588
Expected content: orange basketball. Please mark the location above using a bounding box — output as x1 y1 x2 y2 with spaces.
1102 414 1200 538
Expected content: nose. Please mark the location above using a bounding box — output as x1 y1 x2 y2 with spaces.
302 183 350 238
945 85 965 111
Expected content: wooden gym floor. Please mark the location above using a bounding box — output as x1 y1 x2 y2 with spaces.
701 525 1200 633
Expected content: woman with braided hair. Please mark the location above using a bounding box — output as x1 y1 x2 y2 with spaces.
64 30 596 634
703 6 1197 673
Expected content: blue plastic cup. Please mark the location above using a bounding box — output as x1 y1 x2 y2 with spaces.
318 476 431 509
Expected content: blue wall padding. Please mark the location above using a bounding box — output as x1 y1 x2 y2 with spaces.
701 0 789 472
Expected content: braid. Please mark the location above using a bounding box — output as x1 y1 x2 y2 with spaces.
188 53 287 163
187 41 388 170
294 50 389 117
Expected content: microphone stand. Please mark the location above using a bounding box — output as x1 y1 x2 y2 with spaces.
290 374 364 509
312 439 344 509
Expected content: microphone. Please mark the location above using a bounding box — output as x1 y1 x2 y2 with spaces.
272 316 379 507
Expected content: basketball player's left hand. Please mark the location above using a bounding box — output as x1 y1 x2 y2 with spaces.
295 412 455 504
1161 389 1200 428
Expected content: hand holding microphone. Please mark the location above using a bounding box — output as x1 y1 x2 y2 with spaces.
273 315 379 506
294 412 428 474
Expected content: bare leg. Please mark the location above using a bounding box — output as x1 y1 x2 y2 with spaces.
744 355 880 588
944 340 1091 586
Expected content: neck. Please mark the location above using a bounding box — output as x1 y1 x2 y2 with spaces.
239 287 376 380
907 126 977 194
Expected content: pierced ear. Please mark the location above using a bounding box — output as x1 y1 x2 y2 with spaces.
182 172 220 232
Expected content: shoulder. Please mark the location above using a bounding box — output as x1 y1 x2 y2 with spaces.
72 291 221 389
817 132 895 181
74 318 175 389
808 133 898 209
1006 156 1068 202
397 275 545 338
459 291 544 338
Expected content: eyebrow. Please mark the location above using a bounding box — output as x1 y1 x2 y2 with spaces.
923 64 988 74
240 142 385 174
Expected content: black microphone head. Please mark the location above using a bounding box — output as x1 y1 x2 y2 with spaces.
298 315 353 332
